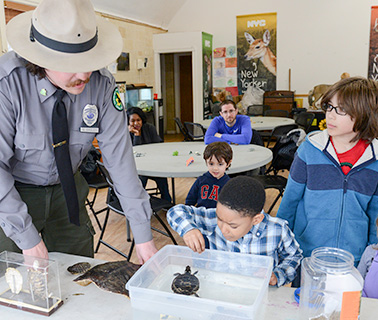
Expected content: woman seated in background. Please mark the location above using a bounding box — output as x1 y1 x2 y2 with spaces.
127 107 172 202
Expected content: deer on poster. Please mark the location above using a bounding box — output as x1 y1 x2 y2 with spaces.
244 30 277 76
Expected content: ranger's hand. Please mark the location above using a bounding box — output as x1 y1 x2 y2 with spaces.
135 239 158 264
23 239 49 261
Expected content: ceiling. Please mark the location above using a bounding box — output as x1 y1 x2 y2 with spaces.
11 0 188 29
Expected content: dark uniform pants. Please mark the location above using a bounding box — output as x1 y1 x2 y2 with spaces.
0 172 95 257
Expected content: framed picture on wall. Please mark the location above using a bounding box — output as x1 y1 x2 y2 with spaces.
117 52 130 71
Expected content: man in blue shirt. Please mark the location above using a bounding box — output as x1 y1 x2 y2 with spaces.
204 100 252 145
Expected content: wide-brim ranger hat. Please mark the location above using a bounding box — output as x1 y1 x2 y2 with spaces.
6 0 123 73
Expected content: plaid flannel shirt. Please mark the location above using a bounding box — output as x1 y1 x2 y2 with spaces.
167 204 302 287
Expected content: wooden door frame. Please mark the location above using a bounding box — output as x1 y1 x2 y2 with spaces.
155 50 195 133
154 48 198 125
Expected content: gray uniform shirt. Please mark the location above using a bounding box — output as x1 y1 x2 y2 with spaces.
0 51 153 249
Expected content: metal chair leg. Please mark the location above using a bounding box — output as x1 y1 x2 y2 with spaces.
86 197 103 230
126 220 132 242
86 187 108 231
126 240 135 262
95 208 110 253
267 189 284 214
95 208 134 260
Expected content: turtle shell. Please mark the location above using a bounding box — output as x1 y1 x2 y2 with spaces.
171 265 199 296
73 260 141 297
67 262 91 275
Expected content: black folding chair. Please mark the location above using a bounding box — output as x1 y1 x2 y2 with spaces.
95 161 177 260
264 124 299 147
253 130 300 214
183 122 206 141
174 117 192 141
84 170 109 231
80 147 108 230
294 112 315 133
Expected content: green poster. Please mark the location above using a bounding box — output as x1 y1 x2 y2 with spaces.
202 32 213 118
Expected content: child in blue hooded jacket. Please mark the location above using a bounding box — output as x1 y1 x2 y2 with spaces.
277 77 378 286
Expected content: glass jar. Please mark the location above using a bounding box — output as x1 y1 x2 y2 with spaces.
299 247 363 320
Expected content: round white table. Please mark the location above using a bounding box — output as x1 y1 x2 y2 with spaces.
133 141 272 203
199 116 296 131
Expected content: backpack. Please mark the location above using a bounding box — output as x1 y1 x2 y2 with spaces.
267 129 305 174
80 146 102 182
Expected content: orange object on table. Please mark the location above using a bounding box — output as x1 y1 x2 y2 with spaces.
186 156 194 166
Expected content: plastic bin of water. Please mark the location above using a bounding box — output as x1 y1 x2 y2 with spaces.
126 245 273 320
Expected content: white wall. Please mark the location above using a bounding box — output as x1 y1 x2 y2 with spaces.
167 0 378 96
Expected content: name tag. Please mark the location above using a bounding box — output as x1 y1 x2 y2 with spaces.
80 127 99 133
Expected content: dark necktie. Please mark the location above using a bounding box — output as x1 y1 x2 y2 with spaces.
52 90 80 226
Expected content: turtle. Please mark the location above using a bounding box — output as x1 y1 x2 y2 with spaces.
171 265 200 297
72 260 141 297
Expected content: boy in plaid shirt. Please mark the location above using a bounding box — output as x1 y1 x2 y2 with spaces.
167 176 302 287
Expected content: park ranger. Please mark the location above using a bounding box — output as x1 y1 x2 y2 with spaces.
0 0 157 263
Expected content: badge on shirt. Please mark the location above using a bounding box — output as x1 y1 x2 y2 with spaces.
112 87 124 111
80 104 99 133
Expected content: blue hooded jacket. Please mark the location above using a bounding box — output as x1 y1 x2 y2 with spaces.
277 129 378 263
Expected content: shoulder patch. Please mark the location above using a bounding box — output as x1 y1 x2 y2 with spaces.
112 87 124 111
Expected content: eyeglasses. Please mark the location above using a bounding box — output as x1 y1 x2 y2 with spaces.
220 109 236 115
321 103 347 116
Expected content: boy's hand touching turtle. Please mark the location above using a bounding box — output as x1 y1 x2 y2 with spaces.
183 229 206 253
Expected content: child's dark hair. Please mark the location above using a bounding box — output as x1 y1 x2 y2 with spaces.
203 142 233 167
126 107 147 124
218 176 265 217
321 76 378 142
219 99 237 112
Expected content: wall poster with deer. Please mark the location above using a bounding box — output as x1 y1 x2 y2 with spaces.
236 12 277 95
